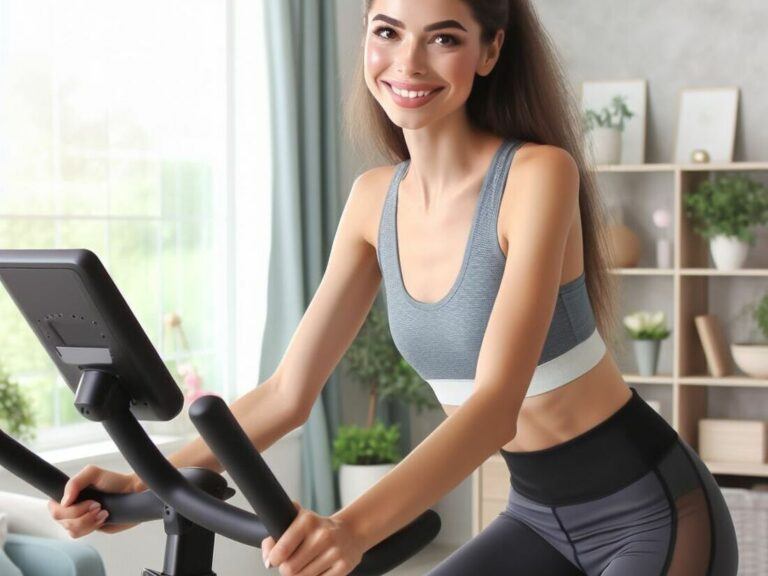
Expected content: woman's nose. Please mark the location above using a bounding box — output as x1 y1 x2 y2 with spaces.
395 37 426 76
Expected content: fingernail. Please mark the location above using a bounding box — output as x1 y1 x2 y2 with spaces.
97 510 109 522
264 558 270 569
89 502 100 511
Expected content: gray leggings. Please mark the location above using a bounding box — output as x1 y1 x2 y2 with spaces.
427 389 738 575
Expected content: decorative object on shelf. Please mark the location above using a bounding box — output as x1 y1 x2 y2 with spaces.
335 294 440 505
694 314 733 377
652 208 673 268
606 201 641 267
683 173 768 270
580 79 646 164
164 312 217 432
691 149 710 163
0 361 35 441
582 94 635 165
674 86 739 163
623 311 671 376
699 419 767 464
332 422 401 507
730 292 768 378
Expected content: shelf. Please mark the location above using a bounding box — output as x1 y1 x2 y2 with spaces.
680 268 768 277
705 460 768 478
678 376 768 388
623 374 674 385
592 161 768 173
610 268 675 276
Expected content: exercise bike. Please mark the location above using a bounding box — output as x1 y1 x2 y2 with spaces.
0 249 441 576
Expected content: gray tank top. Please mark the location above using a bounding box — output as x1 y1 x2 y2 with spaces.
376 139 606 405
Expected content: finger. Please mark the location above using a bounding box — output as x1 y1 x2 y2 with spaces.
261 536 275 565
283 527 331 574
62 507 109 538
62 465 102 506
294 547 337 576
267 508 310 566
49 498 101 521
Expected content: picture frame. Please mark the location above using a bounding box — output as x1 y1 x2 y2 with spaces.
580 79 647 164
673 87 739 163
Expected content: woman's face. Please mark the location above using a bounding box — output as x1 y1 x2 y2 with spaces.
364 0 502 131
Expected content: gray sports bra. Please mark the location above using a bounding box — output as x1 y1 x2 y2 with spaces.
376 139 606 405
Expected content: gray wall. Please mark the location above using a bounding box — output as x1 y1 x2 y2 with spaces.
334 0 768 547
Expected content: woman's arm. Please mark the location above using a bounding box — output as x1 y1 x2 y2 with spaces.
330 146 580 552
148 169 387 487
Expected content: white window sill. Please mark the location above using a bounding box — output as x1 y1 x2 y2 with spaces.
2 424 304 473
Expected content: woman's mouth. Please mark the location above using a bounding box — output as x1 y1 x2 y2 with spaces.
382 82 444 109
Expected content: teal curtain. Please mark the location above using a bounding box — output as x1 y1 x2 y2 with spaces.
258 0 343 515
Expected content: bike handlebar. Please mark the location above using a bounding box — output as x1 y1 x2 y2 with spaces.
0 397 440 575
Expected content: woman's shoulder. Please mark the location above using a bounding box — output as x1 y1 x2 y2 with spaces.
349 163 403 250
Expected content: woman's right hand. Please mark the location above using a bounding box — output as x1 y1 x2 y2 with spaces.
47 465 145 538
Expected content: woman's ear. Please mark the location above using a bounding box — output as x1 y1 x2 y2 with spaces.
477 29 505 77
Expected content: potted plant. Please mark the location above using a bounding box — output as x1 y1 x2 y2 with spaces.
583 94 634 165
684 173 768 270
334 295 440 506
332 422 401 506
0 362 36 442
729 292 768 377
623 311 671 376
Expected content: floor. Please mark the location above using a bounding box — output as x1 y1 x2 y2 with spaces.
390 542 458 575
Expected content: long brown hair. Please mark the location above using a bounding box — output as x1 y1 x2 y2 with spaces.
344 0 622 350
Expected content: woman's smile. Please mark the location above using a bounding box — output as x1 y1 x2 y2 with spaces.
381 80 445 109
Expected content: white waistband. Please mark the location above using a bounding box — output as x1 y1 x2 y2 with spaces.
427 328 607 406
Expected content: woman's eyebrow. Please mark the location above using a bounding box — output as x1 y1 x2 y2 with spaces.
371 14 468 32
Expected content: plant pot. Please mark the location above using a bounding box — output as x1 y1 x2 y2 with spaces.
589 126 622 165
730 343 768 377
632 339 662 376
339 463 395 507
709 234 749 270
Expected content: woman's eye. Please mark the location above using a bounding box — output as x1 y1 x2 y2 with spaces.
433 34 458 47
373 26 396 40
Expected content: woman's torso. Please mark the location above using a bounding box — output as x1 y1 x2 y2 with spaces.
365 136 631 453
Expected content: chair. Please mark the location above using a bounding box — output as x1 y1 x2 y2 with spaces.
0 491 105 576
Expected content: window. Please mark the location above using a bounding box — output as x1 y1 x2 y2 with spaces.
0 0 272 448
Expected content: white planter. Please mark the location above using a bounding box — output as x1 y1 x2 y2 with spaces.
731 344 768 377
339 463 395 507
709 234 749 270
589 126 622 165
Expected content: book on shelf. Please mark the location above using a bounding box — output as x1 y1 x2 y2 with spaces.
694 314 733 377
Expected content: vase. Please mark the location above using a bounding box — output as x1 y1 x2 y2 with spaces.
709 234 749 270
633 339 661 376
339 463 396 507
589 126 622 165
656 238 673 268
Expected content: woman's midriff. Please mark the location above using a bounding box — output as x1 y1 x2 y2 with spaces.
442 349 633 453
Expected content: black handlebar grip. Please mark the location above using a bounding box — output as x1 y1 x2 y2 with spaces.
0 427 161 524
188 395 297 538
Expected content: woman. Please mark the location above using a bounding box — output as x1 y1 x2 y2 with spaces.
49 1 738 575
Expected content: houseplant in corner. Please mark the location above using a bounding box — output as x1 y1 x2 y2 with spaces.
583 94 634 165
684 173 768 270
623 311 671 376
0 361 36 442
730 292 768 377
333 294 440 506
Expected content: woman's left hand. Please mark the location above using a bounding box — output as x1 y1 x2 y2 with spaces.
261 501 366 575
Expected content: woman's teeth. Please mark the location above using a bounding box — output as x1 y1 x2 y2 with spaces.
391 85 435 99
